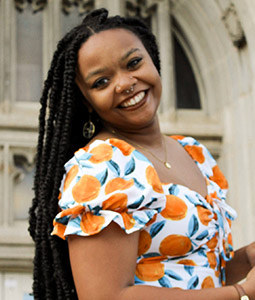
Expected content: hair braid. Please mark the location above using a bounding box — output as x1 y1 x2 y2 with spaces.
28 39 70 240
30 8 161 299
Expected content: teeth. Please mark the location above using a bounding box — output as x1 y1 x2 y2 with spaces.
121 91 145 108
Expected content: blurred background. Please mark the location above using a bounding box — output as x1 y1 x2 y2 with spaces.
0 0 255 298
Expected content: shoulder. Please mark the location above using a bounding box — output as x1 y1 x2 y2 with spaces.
53 137 166 239
170 135 216 166
170 135 228 190
71 138 145 172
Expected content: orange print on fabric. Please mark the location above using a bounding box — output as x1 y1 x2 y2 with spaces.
138 230 152 256
80 145 89 152
221 257 226 269
170 135 185 141
135 261 165 281
209 165 228 190
159 235 192 256
80 212 105 235
146 214 157 226
59 204 85 218
89 143 113 163
139 256 167 263
102 193 128 212
52 221 66 240
63 165 79 191
121 212 135 230
207 251 217 269
177 259 197 266
146 165 164 193
75 145 89 155
206 234 218 250
205 194 213 206
226 233 234 257
72 175 101 203
206 191 220 206
215 270 220 278
197 205 213 226
160 195 188 220
202 276 215 289
184 145 205 164
223 233 234 255
109 138 135 156
105 178 134 195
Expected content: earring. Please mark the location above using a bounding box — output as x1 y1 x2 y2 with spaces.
82 114 95 139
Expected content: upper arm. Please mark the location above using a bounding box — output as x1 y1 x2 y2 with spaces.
53 139 164 298
68 222 140 300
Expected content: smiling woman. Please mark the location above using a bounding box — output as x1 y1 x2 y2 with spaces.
76 29 161 131
29 8 255 300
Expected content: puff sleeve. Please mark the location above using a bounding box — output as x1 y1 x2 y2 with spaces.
52 138 167 240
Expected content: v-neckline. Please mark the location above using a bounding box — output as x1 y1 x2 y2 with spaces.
105 136 209 199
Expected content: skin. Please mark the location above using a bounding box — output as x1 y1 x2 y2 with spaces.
69 28 255 300
76 29 161 132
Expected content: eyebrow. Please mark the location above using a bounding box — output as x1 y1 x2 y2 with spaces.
85 68 107 82
120 48 140 62
84 48 141 82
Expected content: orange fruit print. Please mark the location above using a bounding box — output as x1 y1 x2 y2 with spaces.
160 235 192 256
161 195 188 220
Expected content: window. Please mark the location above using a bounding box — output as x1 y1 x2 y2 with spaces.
16 7 43 102
173 34 201 109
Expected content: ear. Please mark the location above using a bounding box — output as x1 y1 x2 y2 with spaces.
75 74 93 113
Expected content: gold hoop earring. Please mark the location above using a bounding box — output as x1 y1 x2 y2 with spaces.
82 115 95 139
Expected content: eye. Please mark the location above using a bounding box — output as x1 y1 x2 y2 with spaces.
127 57 143 69
92 77 109 89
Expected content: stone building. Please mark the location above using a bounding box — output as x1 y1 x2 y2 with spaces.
0 0 254 298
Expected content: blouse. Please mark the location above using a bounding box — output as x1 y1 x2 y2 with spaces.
52 136 237 290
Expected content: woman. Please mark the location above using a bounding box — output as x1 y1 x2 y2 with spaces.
29 8 255 300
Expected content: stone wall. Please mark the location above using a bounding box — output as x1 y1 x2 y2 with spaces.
0 0 254 298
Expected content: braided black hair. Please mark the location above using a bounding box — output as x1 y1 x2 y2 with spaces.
29 8 161 299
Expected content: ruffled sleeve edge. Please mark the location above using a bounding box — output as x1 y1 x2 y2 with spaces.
52 207 159 240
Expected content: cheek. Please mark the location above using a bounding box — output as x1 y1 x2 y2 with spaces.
85 91 113 112
152 72 162 97
145 63 161 92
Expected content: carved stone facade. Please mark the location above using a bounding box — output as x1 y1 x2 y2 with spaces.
1 0 255 298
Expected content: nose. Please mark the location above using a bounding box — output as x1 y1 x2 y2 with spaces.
115 75 137 94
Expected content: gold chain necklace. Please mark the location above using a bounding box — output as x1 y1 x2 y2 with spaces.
110 128 171 169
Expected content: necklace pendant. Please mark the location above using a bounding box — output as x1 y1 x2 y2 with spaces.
164 162 171 169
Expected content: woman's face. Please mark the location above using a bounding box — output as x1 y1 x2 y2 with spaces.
76 28 162 132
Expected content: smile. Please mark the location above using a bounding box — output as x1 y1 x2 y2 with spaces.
120 91 146 108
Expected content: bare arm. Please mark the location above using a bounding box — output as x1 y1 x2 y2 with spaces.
226 242 255 285
68 223 255 300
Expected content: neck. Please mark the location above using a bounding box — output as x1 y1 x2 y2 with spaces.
103 117 163 148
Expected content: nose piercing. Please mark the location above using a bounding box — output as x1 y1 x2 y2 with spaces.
125 84 134 94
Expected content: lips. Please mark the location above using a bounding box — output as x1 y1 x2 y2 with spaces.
119 91 146 108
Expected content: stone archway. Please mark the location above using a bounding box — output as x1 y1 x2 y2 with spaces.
172 0 255 246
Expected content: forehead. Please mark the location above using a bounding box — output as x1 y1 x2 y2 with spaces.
77 29 146 70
